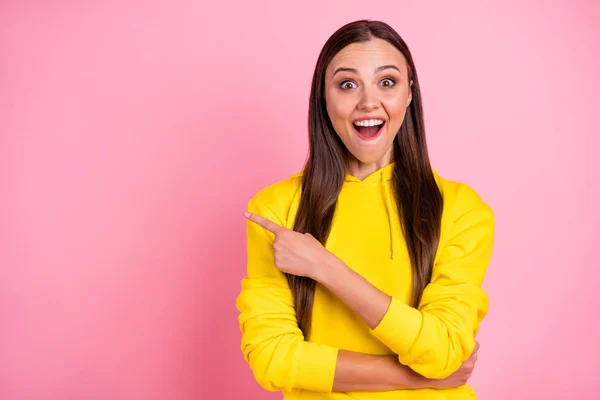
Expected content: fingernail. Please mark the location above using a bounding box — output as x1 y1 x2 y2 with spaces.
244 212 250 218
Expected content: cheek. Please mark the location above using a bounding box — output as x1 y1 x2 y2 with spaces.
326 97 351 124
328 88 356 113
383 91 410 116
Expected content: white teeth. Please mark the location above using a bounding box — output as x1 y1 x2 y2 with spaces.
353 119 384 127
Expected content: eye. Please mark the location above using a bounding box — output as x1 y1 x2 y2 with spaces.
380 78 396 88
340 80 357 90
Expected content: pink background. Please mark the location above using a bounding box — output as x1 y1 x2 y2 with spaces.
1 1 599 399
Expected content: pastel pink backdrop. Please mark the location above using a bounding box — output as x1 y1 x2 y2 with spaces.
1 1 598 399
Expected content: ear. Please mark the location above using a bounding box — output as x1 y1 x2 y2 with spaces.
407 80 413 107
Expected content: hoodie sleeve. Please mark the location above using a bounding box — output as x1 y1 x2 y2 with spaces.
369 184 494 379
235 196 339 393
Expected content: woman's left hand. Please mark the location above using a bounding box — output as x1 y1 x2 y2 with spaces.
244 211 336 280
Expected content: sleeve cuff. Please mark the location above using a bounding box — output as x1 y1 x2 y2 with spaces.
370 296 422 356
291 341 339 392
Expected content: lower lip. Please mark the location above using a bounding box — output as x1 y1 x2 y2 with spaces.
353 122 385 141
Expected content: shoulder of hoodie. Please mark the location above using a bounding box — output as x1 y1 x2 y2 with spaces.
432 169 494 224
246 171 303 225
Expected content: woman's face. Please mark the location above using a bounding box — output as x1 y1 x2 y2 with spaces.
324 38 412 165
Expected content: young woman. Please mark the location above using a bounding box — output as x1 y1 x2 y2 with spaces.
236 20 494 399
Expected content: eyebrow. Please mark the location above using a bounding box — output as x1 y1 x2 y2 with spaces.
333 65 401 76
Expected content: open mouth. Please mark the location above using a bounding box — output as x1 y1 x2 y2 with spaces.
352 120 386 141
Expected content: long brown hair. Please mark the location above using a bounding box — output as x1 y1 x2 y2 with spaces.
288 20 443 339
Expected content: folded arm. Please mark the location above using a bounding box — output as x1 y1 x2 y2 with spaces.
315 185 495 379
236 197 435 392
333 350 431 391
237 275 431 392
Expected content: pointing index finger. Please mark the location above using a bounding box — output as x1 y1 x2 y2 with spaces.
244 212 283 235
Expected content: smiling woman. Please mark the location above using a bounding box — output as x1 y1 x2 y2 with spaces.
326 42 413 163
236 20 494 400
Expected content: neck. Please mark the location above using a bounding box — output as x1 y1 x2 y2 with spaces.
345 148 393 181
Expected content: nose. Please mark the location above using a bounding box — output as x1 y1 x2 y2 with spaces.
357 85 380 112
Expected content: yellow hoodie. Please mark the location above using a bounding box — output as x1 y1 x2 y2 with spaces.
236 162 495 399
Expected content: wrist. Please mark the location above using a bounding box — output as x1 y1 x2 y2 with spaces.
390 358 432 390
411 371 436 389
313 253 345 285
405 370 432 390
424 377 440 390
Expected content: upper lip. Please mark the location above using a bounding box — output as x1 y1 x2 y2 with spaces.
352 116 387 124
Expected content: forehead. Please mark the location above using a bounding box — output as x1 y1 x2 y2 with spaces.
326 38 407 75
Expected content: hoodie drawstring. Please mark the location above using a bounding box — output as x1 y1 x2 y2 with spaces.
381 172 396 260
